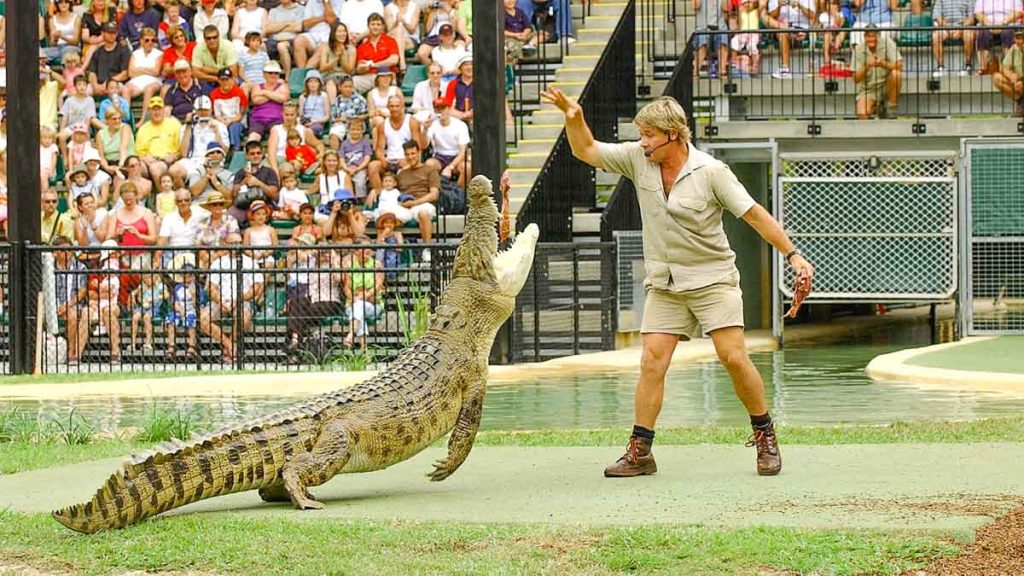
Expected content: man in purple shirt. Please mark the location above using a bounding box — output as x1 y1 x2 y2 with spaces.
119 0 162 50
163 60 208 122
444 55 474 124
504 0 537 58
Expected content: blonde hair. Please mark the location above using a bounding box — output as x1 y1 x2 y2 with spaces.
633 96 692 143
62 50 82 67
40 126 57 140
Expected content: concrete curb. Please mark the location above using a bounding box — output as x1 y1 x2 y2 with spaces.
865 337 1024 394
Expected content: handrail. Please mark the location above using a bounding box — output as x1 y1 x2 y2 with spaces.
517 0 637 241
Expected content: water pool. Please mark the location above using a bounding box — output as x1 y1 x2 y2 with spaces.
4 321 1022 433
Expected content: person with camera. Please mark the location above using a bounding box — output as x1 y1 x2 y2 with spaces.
322 188 368 243
189 142 235 207
171 94 230 189
230 140 281 224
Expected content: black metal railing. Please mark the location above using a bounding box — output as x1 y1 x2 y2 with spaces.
599 178 641 242
19 243 456 374
683 25 1024 132
518 0 637 241
638 0 683 95
511 241 617 362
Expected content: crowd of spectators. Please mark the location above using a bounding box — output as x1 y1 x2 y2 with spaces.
690 0 1024 116
3 0 567 361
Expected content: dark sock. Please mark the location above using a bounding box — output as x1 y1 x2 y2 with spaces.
632 425 655 442
750 412 772 429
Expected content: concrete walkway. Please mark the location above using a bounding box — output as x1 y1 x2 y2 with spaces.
4 444 1024 534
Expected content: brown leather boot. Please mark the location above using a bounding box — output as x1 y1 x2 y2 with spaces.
746 423 782 476
603 436 657 477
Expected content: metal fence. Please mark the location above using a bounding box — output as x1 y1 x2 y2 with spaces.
517 0 636 241
778 153 958 301
685 26 1024 132
10 243 456 375
512 242 618 362
963 140 1024 335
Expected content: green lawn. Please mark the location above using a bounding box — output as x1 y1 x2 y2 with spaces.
907 336 1024 374
0 511 957 576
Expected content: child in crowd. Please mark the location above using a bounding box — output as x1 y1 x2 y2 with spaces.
67 163 95 208
366 171 413 224
98 80 134 127
290 203 325 241
154 174 178 219
375 211 404 282
158 1 191 48
130 263 166 355
367 71 401 128
818 0 848 67
59 76 99 158
298 70 330 138
63 123 95 176
274 169 309 221
340 119 372 200
166 256 200 361
237 31 270 86
61 51 88 97
243 200 279 267
729 0 761 76
328 75 369 149
285 129 319 177
40 126 59 191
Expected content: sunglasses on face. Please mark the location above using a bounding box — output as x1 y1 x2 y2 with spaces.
176 198 191 203
43 199 58 204
205 36 219 41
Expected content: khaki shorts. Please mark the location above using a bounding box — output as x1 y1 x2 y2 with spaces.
641 273 744 339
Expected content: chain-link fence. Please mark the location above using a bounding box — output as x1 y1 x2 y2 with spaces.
964 142 1024 334
21 243 456 374
779 153 958 301
512 242 617 363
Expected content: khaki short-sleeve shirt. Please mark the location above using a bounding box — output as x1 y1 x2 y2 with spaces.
598 141 756 291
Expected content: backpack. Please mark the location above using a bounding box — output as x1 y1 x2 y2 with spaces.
438 177 466 214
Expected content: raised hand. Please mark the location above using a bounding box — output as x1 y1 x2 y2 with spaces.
540 86 580 120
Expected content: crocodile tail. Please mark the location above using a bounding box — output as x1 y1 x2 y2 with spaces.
52 416 317 534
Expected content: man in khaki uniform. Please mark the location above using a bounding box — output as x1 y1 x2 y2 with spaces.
993 28 1024 116
853 24 903 119
541 88 815 478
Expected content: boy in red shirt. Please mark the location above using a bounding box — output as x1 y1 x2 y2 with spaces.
209 68 248 151
285 129 319 176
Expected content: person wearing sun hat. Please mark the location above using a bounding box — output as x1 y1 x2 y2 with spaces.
243 199 279 267
196 190 240 248
246 59 290 142
443 54 473 122
81 147 113 207
323 187 368 243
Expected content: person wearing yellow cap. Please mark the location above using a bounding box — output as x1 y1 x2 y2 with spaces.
135 95 183 187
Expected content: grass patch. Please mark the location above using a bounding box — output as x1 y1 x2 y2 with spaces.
0 511 957 576
0 439 149 474
475 417 1024 447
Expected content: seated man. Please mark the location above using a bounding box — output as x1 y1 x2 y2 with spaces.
135 97 183 186
200 232 265 363
853 25 903 119
50 236 88 365
765 0 817 78
974 0 1022 74
993 28 1024 116
395 140 440 260
69 242 124 365
342 234 385 349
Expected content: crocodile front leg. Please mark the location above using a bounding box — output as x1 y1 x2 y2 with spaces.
281 420 352 509
427 376 486 482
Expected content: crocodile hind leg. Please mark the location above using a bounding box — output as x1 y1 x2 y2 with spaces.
258 481 290 503
281 421 352 510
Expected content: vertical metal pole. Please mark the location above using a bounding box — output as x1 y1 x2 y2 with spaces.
9 1 42 374
472 0 507 206
572 246 580 355
532 253 540 362
234 249 244 370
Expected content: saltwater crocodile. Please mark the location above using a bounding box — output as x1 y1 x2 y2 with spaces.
53 175 540 533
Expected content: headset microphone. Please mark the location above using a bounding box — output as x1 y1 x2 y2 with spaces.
643 134 676 158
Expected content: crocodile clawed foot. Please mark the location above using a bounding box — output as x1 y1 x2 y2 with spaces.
427 458 454 482
293 497 326 510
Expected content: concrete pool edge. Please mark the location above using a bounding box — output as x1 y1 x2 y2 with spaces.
0 304 949 400
866 337 1024 393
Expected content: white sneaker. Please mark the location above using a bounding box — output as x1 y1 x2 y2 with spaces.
932 66 947 77
565 36 576 44
421 248 431 263
771 67 792 79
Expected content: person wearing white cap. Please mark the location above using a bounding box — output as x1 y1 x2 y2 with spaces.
170 94 229 185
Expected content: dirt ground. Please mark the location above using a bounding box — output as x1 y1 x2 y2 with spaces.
905 504 1024 576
